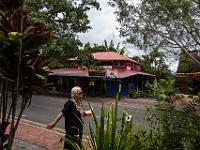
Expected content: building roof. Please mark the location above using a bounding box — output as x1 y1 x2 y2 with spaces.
49 68 155 79
176 72 200 79
49 68 88 77
66 51 140 64
92 51 140 64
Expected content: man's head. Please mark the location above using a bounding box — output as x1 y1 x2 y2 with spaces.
71 86 83 100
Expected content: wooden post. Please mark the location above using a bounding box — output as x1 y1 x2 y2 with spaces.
118 79 122 100
137 75 138 93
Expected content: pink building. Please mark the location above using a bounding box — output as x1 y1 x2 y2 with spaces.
49 51 155 97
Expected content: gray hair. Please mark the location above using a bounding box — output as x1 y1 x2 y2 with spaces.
71 86 82 99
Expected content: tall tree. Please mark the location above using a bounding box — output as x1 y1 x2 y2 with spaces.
109 0 200 59
140 48 171 78
82 40 128 55
26 0 100 68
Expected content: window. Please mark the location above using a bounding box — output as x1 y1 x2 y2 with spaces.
114 61 124 67
135 64 138 70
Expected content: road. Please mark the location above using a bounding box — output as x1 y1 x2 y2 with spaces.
15 95 152 135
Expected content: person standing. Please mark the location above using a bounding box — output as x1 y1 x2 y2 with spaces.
46 86 91 149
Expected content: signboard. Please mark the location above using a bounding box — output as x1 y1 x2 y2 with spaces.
88 71 105 77
106 70 118 78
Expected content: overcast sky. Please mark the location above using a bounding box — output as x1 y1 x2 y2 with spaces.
78 0 178 71
78 0 143 57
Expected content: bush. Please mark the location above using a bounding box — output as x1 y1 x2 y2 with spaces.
128 90 147 98
148 78 175 101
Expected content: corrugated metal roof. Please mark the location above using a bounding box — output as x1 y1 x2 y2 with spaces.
176 72 200 78
49 68 155 79
92 51 140 64
49 68 89 77
107 70 155 78
66 51 140 64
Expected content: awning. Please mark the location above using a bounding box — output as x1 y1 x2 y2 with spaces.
176 72 200 79
49 68 155 79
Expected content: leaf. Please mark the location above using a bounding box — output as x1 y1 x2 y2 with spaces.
0 31 10 46
88 102 98 129
0 12 13 32
8 32 22 41
89 123 97 150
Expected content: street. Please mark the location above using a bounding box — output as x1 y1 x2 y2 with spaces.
15 95 153 135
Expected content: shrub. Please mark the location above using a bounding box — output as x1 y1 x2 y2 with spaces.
148 78 175 101
128 90 147 98
88 94 134 150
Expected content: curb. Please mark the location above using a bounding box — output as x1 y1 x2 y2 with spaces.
20 118 65 135
15 119 64 150
18 118 90 149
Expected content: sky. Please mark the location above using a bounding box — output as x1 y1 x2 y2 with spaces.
77 0 143 57
77 0 178 71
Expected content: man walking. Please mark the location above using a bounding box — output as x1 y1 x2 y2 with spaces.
47 86 91 149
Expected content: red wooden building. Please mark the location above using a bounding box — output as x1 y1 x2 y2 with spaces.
48 51 155 97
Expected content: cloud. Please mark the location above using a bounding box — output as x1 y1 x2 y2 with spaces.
78 0 143 57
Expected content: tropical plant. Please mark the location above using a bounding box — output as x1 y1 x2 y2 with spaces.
128 90 147 98
143 76 200 149
145 96 200 149
78 51 100 70
88 94 134 150
63 135 82 150
148 78 175 101
141 48 171 78
82 40 129 55
26 0 100 68
0 0 51 149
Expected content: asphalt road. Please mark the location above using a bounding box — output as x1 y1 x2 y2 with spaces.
15 95 149 135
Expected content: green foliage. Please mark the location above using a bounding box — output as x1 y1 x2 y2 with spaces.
143 77 200 149
148 78 174 101
128 90 146 98
81 40 129 55
87 90 200 150
47 58 65 69
0 0 51 149
0 0 51 93
78 51 99 70
109 0 200 58
88 94 134 150
140 48 171 78
177 49 193 73
146 99 200 150
26 0 100 67
62 135 82 150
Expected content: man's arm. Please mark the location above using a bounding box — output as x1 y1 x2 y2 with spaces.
46 112 63 129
